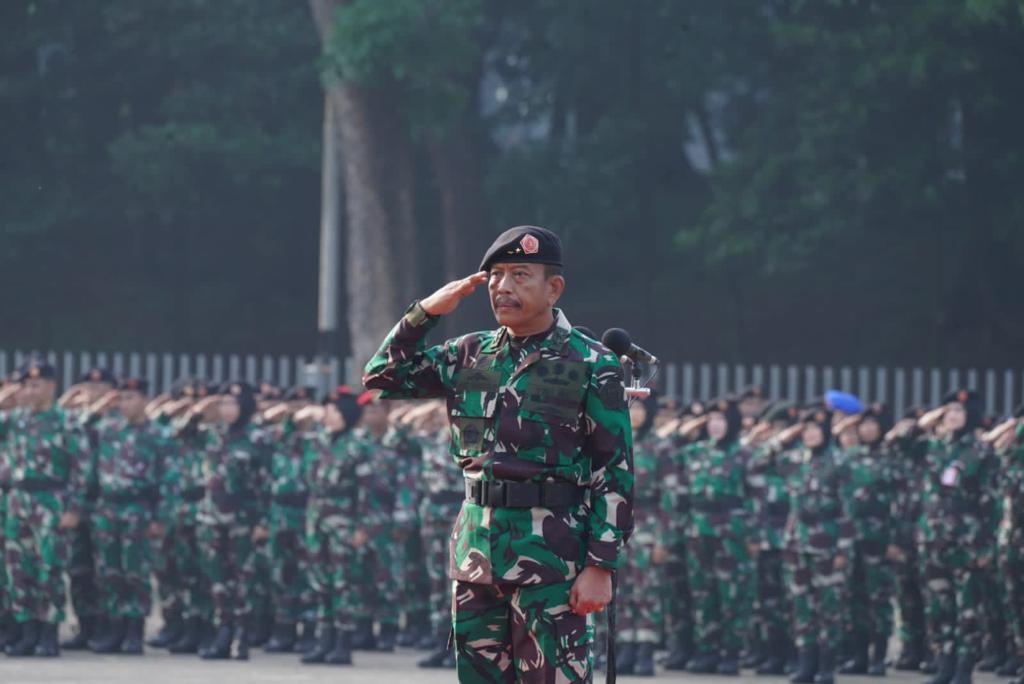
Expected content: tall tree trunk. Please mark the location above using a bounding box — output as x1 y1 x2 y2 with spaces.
310 0 418 369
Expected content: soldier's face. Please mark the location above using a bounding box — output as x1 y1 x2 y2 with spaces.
858 418 881 444
82 381 113 403
361 403 389 432
802 422 825 448
323 403 345 432
219 396 241 424
119 390 147 420
707 411 728 440
943 403 967 432
487 263 564 330
838 427 859 448
21 378 55 408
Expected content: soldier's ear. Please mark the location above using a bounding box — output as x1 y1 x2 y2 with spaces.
546 274 565 305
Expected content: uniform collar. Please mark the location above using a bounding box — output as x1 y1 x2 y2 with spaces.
483 307 572 355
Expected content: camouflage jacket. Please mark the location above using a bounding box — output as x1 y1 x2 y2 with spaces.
364 303 634 585
86 414 175 519
419 427 463 526
185 421 272 528
999 423 1024 545
917 433 1001 553
629 432 674 548
268 417 311 530
0 405 89 513
840 443 901 546
303 427 386 533
683 438 755 539
890 433 930 550
365 425 422 529
754 442 855 555
747 441 795 550
659 436 692 551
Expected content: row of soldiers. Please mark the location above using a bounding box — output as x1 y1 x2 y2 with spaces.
609 385 1023 684
0 356 463 667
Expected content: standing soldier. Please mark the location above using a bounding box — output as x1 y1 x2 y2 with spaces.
2 358 89 657
415 401 462 670
363 226 634 683
57 367 115 651
913 391 1002 684
756 407 854 684
835 407 901 676
0 373 23 651
83 378 173 654
681 397 756 675
992 408 1024 683
182 381 272 660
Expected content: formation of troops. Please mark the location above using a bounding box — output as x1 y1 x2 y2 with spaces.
0 353 1022 684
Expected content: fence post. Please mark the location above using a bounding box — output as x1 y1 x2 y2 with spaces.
682 364 694 404
768 365 781 401
1004 370 1015 416
985 370 996 416
699 364 711 400
893 368 905 419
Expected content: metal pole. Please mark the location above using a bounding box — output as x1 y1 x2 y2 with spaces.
315 95 341 396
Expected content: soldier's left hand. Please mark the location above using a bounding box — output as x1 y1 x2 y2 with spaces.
569 566 613 616
252 526 270 543
146 522 165 539
833 554 847 571
58 512 81 529
747 542 761 558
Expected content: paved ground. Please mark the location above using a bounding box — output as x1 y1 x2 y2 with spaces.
0 648 1013 684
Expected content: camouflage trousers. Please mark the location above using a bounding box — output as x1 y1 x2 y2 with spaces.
619 540 664 644
786 551 845 650
197 522 256 626
155 522 210 621
754 548 791 643
268 504 312 624
66 514 101 622
661 543 693 648
306 509 363 629
355 529 399 626
93 501 153 619
686 535 753 656
249 540 273 624
921 542 984 660
421 511 459 637
893 544 927 650
394 524 430 615
1001 528 1024 657
844 540 894 639
3 490 68 624
453 578 592 683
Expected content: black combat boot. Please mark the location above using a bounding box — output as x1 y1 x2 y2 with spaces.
296 620 318 654
980 638 1006 672
840 632 869 674
5 619 40 657
168 617 202 654
324 628 353 665
199 622 234 660
814 645 836 684
90 616 125 654
921 653 940 674
634 642 656 676
663 622 694 670
300 624 335 664
757 628 788 675
615 642 637 675
264 622 297 653
33 622 59 658
995 645 1021 677
418 629 455 669
790 645 820 684
231 624 249 660
868 635 888 676
350 618 376 650
718 649 742 675
951 655 974 684
120 617 145 655
924 652 957 684
896 636 925 671
60 615 96 650
397 611 428 648
744 633 766 669
0 614 16 650
687 650 720 674
146 615 182 649
377 622 397 652
246 613 271 648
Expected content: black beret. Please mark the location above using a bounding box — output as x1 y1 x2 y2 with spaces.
79 367 116 385
479 226 563 272
219 381 256 400
284 385 317 402
118 377 150 393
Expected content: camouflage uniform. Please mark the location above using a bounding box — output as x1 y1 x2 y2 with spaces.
418 428 463 642
999 425 1024 667
304 426 381 630
267 419 313 626
86 413 173 619
188 422 272 628
0 439 10 634
64 409 102 633
891 432 929 664
660 434 694 664
840 442 900 647
0 406 87 625
683 438 756 660
364 303 634 683
918 433 1001 661
384 425 430 628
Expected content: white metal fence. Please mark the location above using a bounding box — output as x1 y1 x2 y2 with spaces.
659 362 1024 418
3 349 1021 418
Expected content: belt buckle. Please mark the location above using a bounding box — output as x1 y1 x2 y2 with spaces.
486 481 506 507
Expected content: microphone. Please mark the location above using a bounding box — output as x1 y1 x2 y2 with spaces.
601 328 659 366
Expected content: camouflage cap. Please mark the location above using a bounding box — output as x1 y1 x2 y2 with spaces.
479 225 563 272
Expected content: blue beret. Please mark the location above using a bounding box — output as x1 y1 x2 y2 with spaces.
824 390 862 415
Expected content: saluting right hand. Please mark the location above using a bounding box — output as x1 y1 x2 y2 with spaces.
420 271 489 316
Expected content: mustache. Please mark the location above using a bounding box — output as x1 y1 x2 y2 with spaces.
493 295 520 307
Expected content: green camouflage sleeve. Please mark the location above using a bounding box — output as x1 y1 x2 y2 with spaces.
976 446 1002 554
362 302 456 399
582 355 634 570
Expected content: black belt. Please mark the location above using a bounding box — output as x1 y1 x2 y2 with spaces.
14 479 64 493
182 487 205 503
798 509 839 525
314 487 356 499
762 501 790 517
693 496 743 514
273 491 309 508
101 488 156 504
465 479 585 508
427 491 465 505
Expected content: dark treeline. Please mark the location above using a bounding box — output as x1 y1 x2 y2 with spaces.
2 0 1023 368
